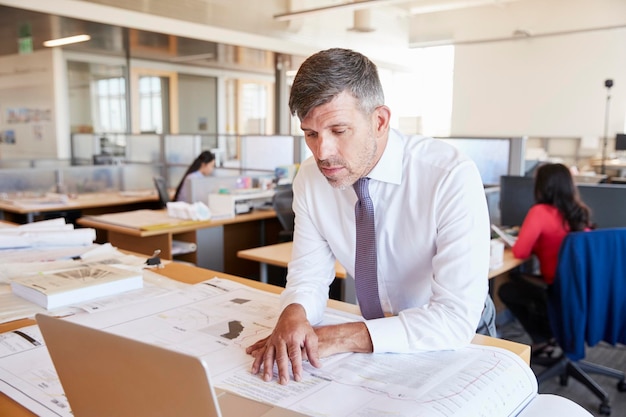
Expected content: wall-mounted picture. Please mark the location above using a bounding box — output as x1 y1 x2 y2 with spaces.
0 129 16 144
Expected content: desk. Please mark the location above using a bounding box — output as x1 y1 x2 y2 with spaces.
238 241 347 283
78 209 282 277
238 242 524 284
0 262 530 417
0 191 160 223
489 247 526 279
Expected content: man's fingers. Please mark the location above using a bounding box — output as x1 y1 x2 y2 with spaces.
249 345 265 374
272 341 294 385
261 344 276 382
287 343 304 382
246 336 269 354
304 340 322 369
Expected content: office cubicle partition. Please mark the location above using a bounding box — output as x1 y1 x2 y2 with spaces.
0 168 59 194
499 175 626 229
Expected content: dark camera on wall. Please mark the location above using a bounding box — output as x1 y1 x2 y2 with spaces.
605 79 614 88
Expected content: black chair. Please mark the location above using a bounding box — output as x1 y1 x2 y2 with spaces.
272 185 294 242
536 229 626 416
153 176 170 208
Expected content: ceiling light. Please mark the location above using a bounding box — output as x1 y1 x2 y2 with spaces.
43 34 91 48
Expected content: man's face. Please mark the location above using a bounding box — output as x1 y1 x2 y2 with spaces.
300 91 385 189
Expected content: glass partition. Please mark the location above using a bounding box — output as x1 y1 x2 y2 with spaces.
164 134 201 164
0 168 58 194
61 166 122 193
125 134 161 163
121 164 162 191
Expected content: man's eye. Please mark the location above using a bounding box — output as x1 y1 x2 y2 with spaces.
334 130 346 135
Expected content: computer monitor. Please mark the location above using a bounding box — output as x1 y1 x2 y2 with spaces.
499 175 626 229
499 175 535 227
578 183 626 229
436 137 526 187
615 133 626 151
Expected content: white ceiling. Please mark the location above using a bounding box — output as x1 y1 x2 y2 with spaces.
1 0 625 66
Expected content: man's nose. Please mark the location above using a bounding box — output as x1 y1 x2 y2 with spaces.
316 133 337 160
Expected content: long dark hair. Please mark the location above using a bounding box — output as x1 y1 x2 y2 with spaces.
173 150 215 201
533 163 592 231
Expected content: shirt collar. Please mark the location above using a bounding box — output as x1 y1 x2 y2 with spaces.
367 128 403 185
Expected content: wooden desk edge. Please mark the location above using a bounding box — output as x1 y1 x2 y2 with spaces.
78 209 277 237
237 242 348 278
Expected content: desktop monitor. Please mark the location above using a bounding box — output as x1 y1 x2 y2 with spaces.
499 175 535 227
185 175 240 204
578 183 626 229
615 133 626 151
499 175 626 229
436 137 526 187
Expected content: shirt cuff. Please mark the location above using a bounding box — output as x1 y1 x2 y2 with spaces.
365 316 411 353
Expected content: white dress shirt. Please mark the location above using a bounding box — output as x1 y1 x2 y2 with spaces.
280 129 491 353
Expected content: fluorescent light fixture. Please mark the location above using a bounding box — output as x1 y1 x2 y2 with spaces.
43 34 91 48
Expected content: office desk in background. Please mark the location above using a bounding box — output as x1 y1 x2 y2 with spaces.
0 261 532 417
239 242 523 281
238 241 347 283
238 242 525 303
78 209 283 277
0 191 160 223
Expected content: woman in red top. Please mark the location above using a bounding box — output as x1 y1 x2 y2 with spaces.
498 163 592 354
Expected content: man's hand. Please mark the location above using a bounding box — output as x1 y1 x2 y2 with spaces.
246 303 321 385
246 304 375 385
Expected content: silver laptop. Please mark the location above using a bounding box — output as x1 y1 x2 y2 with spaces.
36 314 306 417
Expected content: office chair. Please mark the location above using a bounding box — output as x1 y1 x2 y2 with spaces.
536 229 626 416
153 176 170 208
272 185 294 242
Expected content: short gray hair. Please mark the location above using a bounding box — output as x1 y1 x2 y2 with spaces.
289 48 384 120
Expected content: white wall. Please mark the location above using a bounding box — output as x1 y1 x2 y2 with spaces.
451 27 626 142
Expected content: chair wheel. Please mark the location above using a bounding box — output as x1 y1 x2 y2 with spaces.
598 402 611 415
618 380 626 392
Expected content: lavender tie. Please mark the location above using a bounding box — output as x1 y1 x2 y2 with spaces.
353 178 384 319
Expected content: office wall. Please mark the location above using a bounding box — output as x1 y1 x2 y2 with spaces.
177 74 218 134
452 27 626 142
0 49 61 159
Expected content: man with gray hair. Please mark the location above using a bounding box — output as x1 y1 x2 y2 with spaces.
247 48 495 385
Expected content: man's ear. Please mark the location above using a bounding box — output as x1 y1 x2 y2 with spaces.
373 105 391 136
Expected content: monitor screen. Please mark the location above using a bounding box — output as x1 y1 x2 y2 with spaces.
437 137 511 187
615 133 626 151
499 175 535 227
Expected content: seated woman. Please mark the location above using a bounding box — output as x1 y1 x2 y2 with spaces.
498 163 592 355
173 150 216 202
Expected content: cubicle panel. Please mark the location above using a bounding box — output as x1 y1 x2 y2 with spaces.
240 135 295 171
500 175 626 229
125 134 161 163
121 164 162 191
200 134 219 151
61 166 122 193
34 159 72 168
0 168 57 194
164 135 201 164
